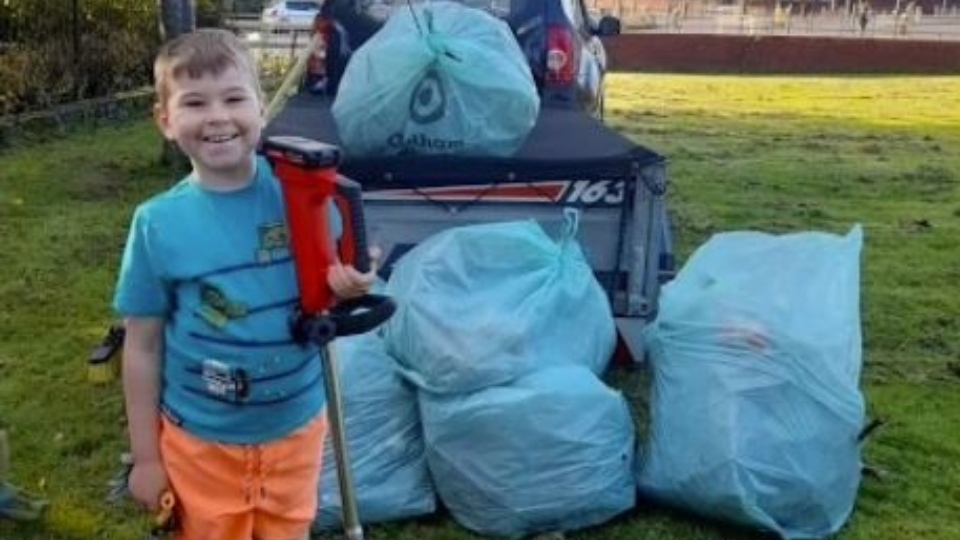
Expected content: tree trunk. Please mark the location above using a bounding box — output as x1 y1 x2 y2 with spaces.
159 0 196 40
157 0 196 173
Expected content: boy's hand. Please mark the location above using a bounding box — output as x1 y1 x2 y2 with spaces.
328 247 380 300
128 459 169 512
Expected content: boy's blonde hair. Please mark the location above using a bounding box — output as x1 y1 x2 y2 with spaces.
154 28 262 106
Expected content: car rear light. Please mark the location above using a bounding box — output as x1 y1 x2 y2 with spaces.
546 26 575 85
306 16 331 78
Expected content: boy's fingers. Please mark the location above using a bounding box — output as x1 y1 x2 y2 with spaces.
328 264 349 290
329 264 367 297
364 246 382 275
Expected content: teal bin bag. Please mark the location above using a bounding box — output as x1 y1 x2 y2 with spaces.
313 331 435 531
636 225 866 539
421 365 636 537
331 0 539 157
382 211 616 394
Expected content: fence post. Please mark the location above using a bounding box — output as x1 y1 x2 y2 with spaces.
72 0 81 100
157 0 197 172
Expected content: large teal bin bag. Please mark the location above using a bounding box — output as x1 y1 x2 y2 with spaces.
421 366 636 537
313 331 436 531
331 0 539 157
382 212 616 394
636 225 866 539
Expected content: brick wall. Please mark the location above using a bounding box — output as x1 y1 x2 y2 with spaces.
602 33 960 73
590 0 950 15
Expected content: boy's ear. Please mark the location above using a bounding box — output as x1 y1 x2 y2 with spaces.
153 102 176 141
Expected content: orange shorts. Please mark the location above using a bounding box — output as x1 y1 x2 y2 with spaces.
160 413 327 540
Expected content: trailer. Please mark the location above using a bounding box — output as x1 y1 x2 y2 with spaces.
264 94 673 362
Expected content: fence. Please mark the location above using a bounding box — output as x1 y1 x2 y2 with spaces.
589 0 960 41
605 31 960 72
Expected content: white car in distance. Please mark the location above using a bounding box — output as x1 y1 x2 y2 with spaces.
261 0 322 30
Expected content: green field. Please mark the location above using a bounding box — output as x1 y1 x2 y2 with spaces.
1 74 959 540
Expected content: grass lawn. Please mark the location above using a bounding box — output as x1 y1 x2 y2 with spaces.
1 74 959 540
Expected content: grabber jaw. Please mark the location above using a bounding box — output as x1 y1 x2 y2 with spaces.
0 428 49 522
0 428 7 483
103 452 176 539
144 490 176 539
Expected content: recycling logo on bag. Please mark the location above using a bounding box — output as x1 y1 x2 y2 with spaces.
409 69 446 125
388 67 465 153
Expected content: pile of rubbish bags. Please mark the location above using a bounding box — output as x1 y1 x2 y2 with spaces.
319 221 869 540
316 213 637 537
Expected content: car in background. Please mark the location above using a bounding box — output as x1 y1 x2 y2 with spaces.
305 0 620 118
261 0 323 28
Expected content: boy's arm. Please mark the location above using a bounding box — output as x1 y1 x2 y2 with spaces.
122 316 167 509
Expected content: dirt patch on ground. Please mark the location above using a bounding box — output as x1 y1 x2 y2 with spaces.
604 34 960 73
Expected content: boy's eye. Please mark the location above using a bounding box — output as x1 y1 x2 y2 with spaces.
183 100 205 108
227 95 247 103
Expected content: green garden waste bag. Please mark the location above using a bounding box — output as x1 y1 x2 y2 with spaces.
331 0 539 157
637 225 866 540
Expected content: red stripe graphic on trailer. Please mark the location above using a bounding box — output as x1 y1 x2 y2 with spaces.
365 181 570 203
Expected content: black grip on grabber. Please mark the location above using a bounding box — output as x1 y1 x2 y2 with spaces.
335 176 370 274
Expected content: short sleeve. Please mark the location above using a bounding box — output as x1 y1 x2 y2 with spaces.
113 205 171 317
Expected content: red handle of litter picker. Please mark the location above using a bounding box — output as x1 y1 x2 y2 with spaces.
262 135 370 316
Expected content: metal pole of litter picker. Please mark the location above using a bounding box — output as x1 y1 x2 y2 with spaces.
320 341 363 540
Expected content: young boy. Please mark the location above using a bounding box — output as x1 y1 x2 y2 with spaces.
114 28 375 540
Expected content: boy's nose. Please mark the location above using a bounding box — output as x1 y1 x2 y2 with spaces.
206 102 230 122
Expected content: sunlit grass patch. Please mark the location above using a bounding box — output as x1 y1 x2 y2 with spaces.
1 74 958 540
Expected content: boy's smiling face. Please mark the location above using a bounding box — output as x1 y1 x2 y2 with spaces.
156 65 264 190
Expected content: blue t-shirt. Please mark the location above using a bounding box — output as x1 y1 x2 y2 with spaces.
114 157 338 444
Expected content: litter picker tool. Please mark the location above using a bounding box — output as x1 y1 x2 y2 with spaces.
262 135 396 540
264 33 321 124
145 490 176 540
87 323 125 384
0 428 48 523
